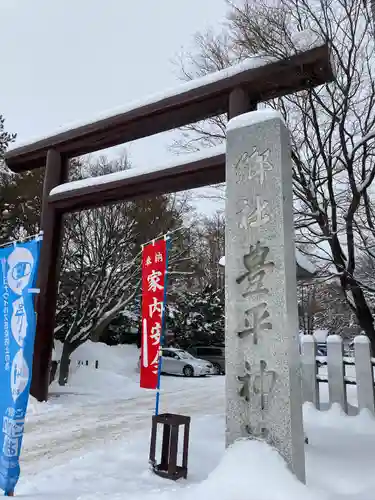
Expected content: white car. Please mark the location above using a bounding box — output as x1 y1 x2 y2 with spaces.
137 348 213 377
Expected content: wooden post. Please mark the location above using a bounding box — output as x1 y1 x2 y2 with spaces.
354 335 375 414
31 149 68 402
149 418 158 466
301 335 320 409
228 87 257 119
181 417 190 478
327 335 347 413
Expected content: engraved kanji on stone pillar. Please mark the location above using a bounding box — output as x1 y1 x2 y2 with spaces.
238 359 277 437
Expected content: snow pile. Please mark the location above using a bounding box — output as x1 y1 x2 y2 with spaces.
49 341 142 399
303 404 375 499
174 440 318 500
70 340 139 376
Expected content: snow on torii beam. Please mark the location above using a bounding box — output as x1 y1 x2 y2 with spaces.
48 147 226 212
4 40 334 402
6 43 332 173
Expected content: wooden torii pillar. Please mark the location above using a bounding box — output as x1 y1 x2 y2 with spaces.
5 42 333 401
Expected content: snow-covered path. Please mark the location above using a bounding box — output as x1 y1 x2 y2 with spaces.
19 375 375 500
22 376 225 476
12 343 375 499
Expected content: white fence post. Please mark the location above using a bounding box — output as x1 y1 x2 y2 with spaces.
327 335 347 413
354 335 375 414
301 335 319 409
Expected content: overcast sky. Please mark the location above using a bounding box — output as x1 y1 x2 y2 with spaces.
0 0 228 176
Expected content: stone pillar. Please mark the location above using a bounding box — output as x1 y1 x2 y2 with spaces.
225 110 306 482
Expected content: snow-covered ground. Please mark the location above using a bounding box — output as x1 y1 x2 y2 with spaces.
14 342 375 499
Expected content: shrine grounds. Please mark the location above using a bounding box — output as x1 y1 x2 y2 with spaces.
15 341 375 500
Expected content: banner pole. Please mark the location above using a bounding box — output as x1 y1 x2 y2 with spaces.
0 231 43 250
154 237 171 416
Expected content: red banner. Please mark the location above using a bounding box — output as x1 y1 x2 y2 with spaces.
140 239 168 389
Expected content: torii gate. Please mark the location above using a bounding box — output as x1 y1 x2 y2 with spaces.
5 41 333 402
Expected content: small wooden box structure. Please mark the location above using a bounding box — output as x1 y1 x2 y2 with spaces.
149 413 191 480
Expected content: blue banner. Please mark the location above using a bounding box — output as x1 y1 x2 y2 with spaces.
0 238 41 495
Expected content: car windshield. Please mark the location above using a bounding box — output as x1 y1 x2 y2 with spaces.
175 350 194 359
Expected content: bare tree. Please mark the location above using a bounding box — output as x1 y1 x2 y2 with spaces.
298 283 318 335
188 211 225 290
298 279 358 337
0 115 16 160
175 0 375 351
364 0 375 35
56 204 139 385
55 156 193 385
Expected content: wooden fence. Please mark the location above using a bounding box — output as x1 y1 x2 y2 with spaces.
301 335 375 415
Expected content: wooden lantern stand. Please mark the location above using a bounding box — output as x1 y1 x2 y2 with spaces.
149 413 191 480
